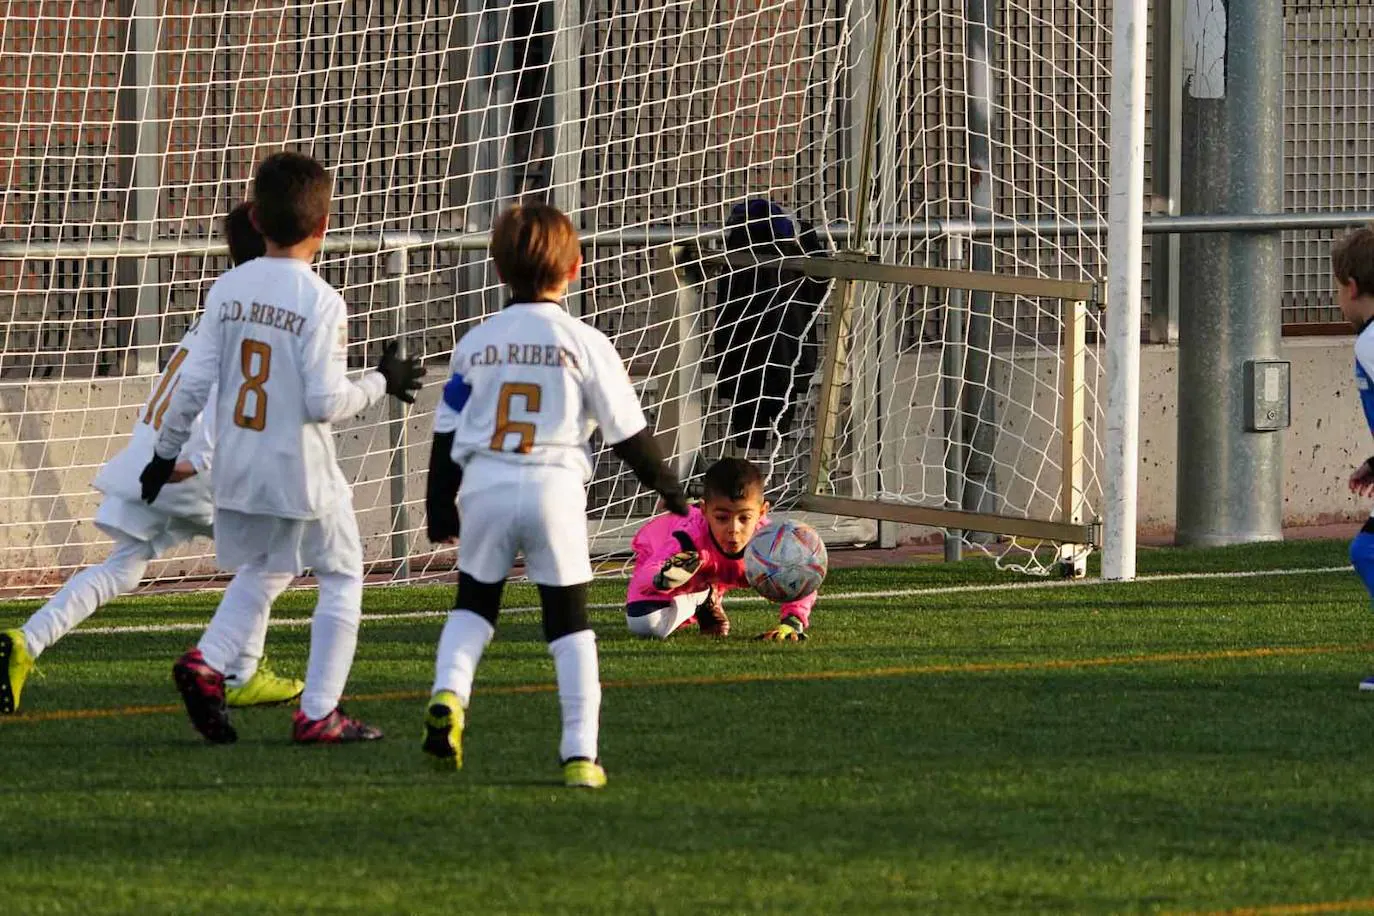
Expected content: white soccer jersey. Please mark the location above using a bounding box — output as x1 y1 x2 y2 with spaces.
92 319 216 525
433 301 647 479
154 256 387 520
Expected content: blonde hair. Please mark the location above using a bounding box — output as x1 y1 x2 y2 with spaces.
489 204 581 300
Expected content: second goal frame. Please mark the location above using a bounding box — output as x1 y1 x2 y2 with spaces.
795 253 1103 566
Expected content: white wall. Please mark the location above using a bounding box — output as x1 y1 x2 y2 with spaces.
1 336 1367 586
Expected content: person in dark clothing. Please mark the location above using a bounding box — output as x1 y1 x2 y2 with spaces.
712 199 829 451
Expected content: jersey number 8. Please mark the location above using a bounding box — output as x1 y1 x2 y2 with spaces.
233 339 272 431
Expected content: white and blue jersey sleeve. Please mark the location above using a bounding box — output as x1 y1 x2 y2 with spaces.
1355 325 1374 439
433 355 471 435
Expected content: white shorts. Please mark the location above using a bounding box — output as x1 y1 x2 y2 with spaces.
214 505 363 577
457 461 592 587
94 495 212 557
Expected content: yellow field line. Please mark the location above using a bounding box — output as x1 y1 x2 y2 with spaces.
4 640 1371 727
1180 897 1374 915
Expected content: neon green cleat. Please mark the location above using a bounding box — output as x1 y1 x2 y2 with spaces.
0 629 35 715
421 690 465 770
563 758 607 789
224 662 304 708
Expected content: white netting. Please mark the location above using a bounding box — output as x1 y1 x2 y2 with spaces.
815 1 1112 575
0 1 1113 596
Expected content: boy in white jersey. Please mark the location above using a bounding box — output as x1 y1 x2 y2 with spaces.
0 204 303 714
140 152 424 744
422 204 688 788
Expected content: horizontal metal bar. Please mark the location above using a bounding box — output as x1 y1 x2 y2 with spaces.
779 256 1097 302
2 211 1370 259
799 494 1099 546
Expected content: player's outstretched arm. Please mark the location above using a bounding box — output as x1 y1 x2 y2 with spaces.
302 295 421 421
611 430 688 516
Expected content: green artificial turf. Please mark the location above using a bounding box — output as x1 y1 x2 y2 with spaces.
2 539 1373 914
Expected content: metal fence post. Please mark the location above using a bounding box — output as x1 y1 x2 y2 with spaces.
1149 0 1183 344
550 0 583 318
650 245 704 482
384 248 411 578
116 0 161 376
806 0 891 497
942 234 967 563
960 0 1001 533
871 0 899 548
1176 0 1285 546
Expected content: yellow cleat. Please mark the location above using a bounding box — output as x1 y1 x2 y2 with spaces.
421 690 465 770
225 662 304 708
0 629 35 715
563 758 607 789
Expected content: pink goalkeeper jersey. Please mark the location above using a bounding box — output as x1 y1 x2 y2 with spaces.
626 506 817 625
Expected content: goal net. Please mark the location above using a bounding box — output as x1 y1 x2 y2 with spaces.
0 1 1113 597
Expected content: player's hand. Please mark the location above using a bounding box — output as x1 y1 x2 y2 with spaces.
656 486 690 517
168 461 197 484
1351 459 1374 498
756 615 808 642
426 498 460 545
376 340 426 404
653 548 700 590
139 454 177 504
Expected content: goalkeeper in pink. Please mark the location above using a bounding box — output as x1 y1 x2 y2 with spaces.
625 457 817 641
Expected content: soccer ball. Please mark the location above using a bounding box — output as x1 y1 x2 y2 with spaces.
744 520 828 603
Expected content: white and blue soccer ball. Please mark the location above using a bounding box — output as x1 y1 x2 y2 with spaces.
744 520 828 603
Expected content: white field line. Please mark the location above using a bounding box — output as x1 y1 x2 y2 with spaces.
62 564 1352 637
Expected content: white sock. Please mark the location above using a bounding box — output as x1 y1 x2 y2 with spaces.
626 592 704 640
199 564 290 678
219 570 292 684
299 570 363 721
431 610 495 706
548 629 601 763
22 536 153 657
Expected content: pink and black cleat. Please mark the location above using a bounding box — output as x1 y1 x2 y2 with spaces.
291 707 384 744
172 648 237 744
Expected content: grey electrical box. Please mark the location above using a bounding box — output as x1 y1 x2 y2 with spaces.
1243 359 1291 432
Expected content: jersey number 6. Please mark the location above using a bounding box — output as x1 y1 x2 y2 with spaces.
490 382 541 454
233 339 272 431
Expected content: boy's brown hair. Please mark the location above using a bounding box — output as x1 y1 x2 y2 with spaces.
251 152 331 247
701 457 765 504
224 202 266 266
489 204 581 301
1332 225 1374 297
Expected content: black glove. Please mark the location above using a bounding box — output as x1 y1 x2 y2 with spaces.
659 486 690 517
426 431 462 543
376 340 425 404
140 454 177 504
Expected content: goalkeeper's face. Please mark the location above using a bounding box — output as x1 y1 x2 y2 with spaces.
703 492 768 556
